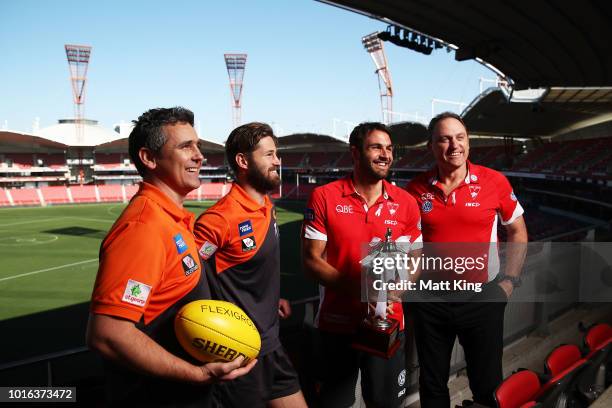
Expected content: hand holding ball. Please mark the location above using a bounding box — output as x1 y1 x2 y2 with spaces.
175 300 261 364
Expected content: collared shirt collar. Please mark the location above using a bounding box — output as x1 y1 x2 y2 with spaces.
228 182 272 212
138 182 194 227
341 174 394 201
429 161 479 186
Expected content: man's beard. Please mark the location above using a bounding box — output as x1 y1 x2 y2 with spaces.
359 157 390 181
247 163 281 193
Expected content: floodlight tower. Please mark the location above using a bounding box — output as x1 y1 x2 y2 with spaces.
65 44 92 144
224 54 247 128
362 32 393 125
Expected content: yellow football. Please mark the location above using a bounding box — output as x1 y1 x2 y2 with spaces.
174 299 261 364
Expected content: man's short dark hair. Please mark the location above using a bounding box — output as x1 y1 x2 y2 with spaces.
225 122 277 174
427 111 467 141
349 122 391 152
128 107 194 176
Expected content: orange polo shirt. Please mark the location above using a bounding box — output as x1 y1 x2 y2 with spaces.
90 182 201 324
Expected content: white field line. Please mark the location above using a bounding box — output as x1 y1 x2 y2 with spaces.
0 217 67 227
0 259 98 282
68 217 114 223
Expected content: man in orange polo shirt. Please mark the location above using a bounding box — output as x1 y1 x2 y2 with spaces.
194 123 306 408
87 107 255 406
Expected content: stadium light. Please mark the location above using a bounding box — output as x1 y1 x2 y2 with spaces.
65 44 92 145
377 25 442 56
224 53 247 129
362 32 393 125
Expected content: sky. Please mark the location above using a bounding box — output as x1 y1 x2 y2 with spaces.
0 0 495 144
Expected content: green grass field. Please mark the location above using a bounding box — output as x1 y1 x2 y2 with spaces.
0 200 315 322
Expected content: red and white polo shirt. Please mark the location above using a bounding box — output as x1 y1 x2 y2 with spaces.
406 161 524 283
303 175 422 334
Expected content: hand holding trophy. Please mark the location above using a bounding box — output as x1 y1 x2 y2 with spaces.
352 228 401 359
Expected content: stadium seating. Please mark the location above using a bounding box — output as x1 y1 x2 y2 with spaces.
124 184 139 200
203 153 225 167
40 186 70 205
0 189 12 206
37 153 67 169
494 369 540 408
95 153 126 169
9 188 41 205
69 185 98 203
3 153 34 169
280 153 305 167
97 185 124 202
200 183 230 199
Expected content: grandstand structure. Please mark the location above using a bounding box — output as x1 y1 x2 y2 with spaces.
0 120 229 206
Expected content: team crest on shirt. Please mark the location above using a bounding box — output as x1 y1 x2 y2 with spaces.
387 202 399 216
182 254 199 276
421 200 433 213
122 279 151 307
469 185 481 200
241 236 257 252
238 220 253 236
173 233 188 254
375 203 383 217
198 241 218 260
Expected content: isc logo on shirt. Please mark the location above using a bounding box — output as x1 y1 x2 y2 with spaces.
238 220 253 236
465 202 481 207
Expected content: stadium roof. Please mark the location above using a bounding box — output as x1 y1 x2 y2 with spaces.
463 88 612 138
0 130 67 152
389 121 428 146
95 137 225 154
278 133 348 152
322 0 612 89
37 119 123 147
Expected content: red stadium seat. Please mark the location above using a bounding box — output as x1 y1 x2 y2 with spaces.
69 185 98 203
97 185 124 202
494 370 540 408
9 188 41 206
40 186 70 205
584 323 612 356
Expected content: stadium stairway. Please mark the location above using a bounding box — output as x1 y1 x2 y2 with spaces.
400 303 612 408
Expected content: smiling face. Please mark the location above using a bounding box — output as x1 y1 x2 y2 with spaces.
430 117 470 173
353 129 393 181
246 135 281 193
149 122 203 201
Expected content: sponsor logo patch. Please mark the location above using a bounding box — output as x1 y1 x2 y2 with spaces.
122 279 151 307
304 208 315 221
465 202 480 207
182 254 199 275
335 204 353 214
398 369 406 386
384 219 398 225
241 236 257 252
198 241 218 260
173 233 188 254
510 191 517 201
238 220 253 236
421 200 433 213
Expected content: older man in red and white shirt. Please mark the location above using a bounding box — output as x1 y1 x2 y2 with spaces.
406 112 527 408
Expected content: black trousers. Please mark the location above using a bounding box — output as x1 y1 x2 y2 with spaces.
406 284 507 408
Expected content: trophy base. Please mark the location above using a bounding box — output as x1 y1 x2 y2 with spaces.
351 317 401 359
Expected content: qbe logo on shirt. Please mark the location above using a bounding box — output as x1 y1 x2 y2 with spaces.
173 233 188 254
238 220 253 236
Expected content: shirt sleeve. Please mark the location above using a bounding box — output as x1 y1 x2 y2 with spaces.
194 211 229 260
497 173 524 225
303 187 327 241
90 222 165 322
